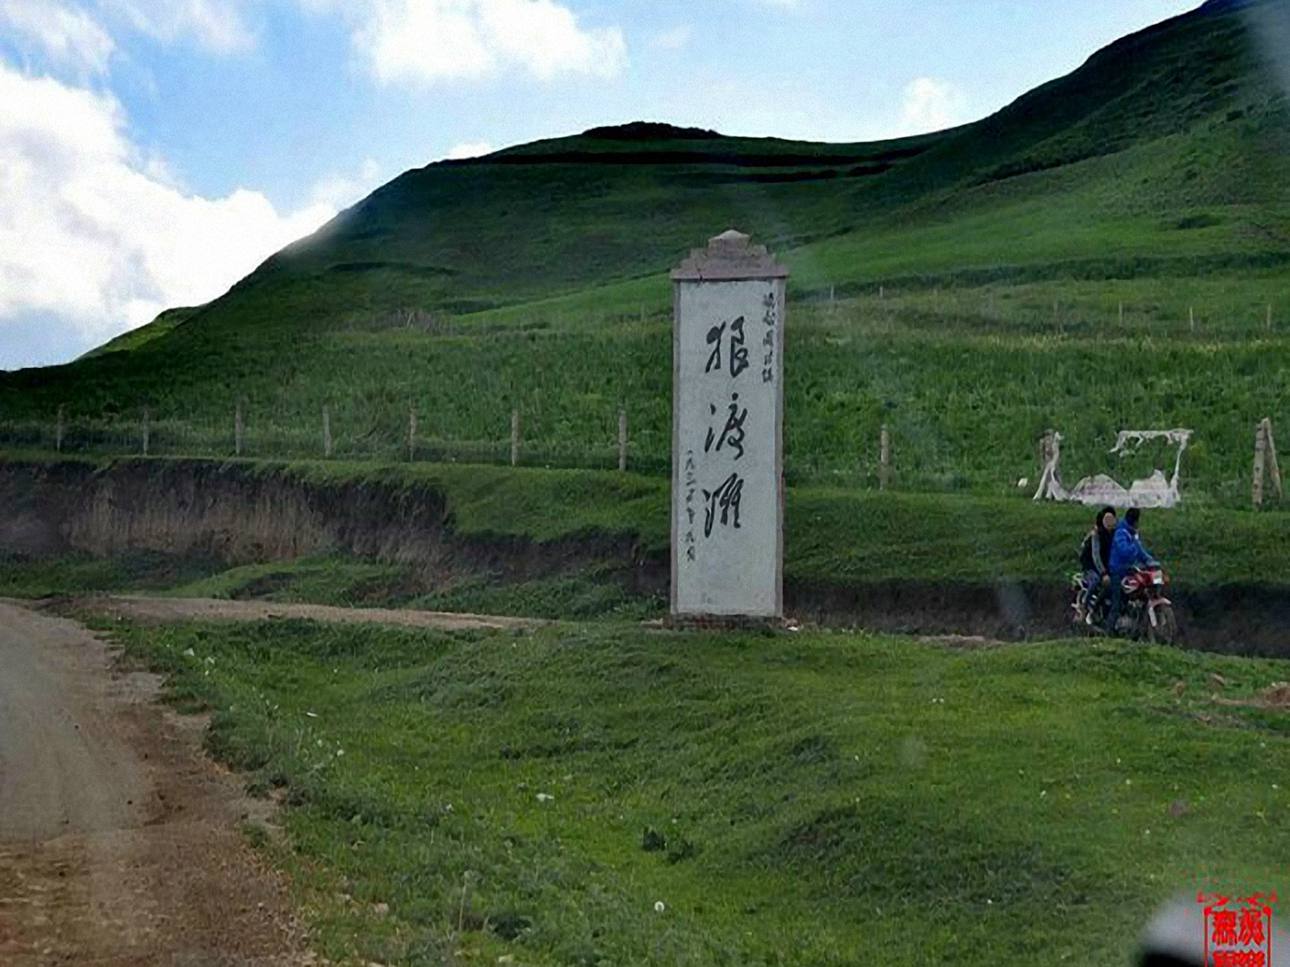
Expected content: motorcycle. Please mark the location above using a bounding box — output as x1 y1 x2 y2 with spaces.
1070 564 1178 644
1118 564 1178 644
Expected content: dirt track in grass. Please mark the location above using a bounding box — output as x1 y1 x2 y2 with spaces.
0 600 316 965
78 594 548 632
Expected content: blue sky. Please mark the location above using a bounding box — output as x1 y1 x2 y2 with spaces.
0 0 1199 369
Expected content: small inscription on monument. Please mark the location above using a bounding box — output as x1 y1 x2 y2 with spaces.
671 230 788 619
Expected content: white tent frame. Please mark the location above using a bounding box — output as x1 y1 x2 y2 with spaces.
1034 428 1193 507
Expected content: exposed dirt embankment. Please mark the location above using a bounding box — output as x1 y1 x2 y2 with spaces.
0 457 659 590
4 458 1288 655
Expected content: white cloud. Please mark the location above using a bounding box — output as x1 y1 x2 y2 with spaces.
445 140 493 159
99 0 254 54
358 0 492 81
0 0 115 74
308 157 383 209
0 64 336 360
900 76 968 135
649 24 691 51
0 0 254 79
310 0 627 86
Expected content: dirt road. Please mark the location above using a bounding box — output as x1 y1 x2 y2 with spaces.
0 600 313 965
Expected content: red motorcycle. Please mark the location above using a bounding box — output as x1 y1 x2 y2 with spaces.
1114 564 1179 644
1070 564 1178 643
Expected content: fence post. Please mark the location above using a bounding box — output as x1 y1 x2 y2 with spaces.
141 407 150 456
1254 421 1268 510
408 406 417 462
55 405 64 453
879 285 885 301
1265 418 1283 501
1189 306 1196 333
322 405 333 458
1119 301 1124 327
511 408 521 467
879 424 891 492
1268 304 1274 333
618 407 628 472
234 400 244 457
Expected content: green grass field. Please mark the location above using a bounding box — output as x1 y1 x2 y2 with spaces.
93 614 1290 965
6 286 1289 505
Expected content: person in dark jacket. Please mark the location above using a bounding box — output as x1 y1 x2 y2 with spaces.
1103 507 1157 633
1078 506 1117 622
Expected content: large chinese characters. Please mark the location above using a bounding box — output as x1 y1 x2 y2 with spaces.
671 231 787 619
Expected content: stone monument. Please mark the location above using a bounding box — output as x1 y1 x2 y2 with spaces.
670 230 789 620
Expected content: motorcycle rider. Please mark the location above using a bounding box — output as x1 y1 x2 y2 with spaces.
1103 507 1158 635
1078 506 1117 623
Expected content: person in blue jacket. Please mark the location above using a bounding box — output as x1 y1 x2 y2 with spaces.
1103 507 1157 634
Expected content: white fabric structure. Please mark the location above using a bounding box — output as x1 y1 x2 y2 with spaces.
1033 429 1192 509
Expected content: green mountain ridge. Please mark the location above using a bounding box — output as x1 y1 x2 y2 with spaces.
14 0 1290 356
94 0 1290 334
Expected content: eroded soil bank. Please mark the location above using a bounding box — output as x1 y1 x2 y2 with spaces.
0 457 653 587
3 457 1288 655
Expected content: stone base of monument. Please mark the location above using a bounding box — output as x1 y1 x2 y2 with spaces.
662 613 794 633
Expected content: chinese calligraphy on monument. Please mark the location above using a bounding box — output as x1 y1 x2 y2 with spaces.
671 230 788 619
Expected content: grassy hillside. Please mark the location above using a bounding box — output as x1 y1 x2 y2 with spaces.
4 296 1287 503
2 0 1289 506
96 613 1290 965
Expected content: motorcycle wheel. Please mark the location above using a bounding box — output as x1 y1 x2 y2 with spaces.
1149 604 1179 646
1130 613 1148 641
1070 605 1089 636
1069 591 1088 635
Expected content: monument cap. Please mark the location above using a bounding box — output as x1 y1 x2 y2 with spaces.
671 228 789 282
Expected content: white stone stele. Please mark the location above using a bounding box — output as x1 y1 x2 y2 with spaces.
670 230 789 620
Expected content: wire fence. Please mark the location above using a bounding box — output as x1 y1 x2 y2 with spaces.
0 406 897 491
0 412 674 475
1 406 1283 510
